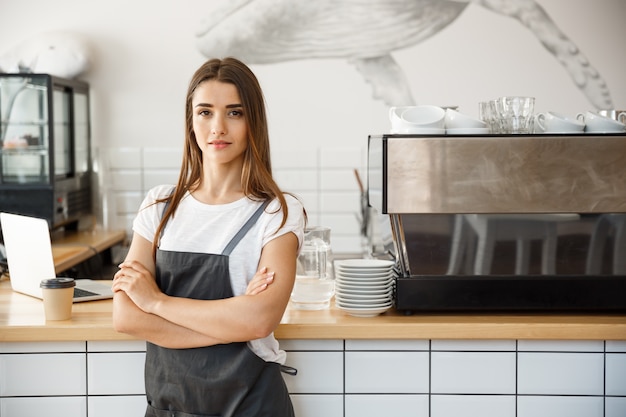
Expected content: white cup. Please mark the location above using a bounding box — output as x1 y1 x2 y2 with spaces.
535 111 585 133
444 108 487 129
598 109 626 124
389 106 413 133
577 111 626 133
401 105 446 129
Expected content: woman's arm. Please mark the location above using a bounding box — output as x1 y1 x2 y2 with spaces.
112 233 229 348
117 231 298 343
113 232 280 347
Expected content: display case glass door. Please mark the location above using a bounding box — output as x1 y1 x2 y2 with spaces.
0 76 51 184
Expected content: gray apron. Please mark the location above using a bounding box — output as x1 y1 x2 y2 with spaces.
144 200 295 417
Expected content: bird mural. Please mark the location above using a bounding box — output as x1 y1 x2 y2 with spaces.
195 0 613 109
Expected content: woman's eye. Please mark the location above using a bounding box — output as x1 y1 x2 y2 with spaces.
198 110 211 117
229 109 243 117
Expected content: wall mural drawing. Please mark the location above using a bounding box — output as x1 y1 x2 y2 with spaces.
195 0 613 109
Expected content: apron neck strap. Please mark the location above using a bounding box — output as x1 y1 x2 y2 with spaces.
222 200 270 256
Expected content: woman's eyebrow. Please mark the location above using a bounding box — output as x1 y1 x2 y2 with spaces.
193 103 242 108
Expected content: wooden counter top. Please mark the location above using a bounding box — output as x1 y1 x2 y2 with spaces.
51 228 127 274
1 280 624 342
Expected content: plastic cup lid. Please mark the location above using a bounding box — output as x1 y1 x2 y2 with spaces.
40 278 76 289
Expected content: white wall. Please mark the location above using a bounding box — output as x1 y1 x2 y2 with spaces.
1 0 625 252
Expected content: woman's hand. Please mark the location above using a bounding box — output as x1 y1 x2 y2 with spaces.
113 259 164 314
245 266 275 295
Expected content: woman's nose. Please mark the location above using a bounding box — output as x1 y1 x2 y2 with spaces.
211 117 226 135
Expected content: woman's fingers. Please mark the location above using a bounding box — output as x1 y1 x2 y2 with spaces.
246 267 275 295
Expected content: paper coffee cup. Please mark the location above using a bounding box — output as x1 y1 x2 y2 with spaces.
40 278 75 320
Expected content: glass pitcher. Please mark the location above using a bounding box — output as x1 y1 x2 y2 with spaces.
290 226 335 310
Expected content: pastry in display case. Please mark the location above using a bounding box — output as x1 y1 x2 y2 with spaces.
0 74 91 229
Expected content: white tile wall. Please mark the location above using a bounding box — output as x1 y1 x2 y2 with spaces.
606 397 626 417
345 339 429 351
431 352 516 394
345 394 429 417
517 395 604 417
430 395 516 417
98 144 368 253
0 341 85 353
291 394 343 417
283 351 344 394
345 351 429 393
87 352 146 395
2 339 624 417
1 396 86 417
517 352 604 395
87 340 147 352
88 395 147 417
606 353 626 396
0 353 86 396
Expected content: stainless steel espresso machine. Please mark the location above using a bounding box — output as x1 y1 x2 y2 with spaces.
367 133 626 312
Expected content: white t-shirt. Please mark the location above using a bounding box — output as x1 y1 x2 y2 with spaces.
132 184 305 364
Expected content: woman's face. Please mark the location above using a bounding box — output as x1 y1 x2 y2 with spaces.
192 80 248 167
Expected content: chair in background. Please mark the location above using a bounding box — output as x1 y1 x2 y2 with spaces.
586 214 626 275
447 213 580 275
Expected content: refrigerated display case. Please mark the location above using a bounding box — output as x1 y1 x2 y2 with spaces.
0 74 91 229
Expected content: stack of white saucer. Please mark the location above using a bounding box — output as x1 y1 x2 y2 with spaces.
334 259 395 317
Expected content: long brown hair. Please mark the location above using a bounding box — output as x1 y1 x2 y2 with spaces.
151 57 292 258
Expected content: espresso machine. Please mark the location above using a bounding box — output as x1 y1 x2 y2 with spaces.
367 133 626 312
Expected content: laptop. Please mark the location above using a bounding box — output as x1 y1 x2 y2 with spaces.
0 212 114 302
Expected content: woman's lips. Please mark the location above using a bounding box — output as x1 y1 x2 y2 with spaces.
210 140 230 149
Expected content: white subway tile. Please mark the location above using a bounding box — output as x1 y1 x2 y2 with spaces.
110 170 142 191
606 396 626 417
345 394 429 417
606 340 626 352
517 395 604 417
113 191 143 214
274 169 318 190
0 353 86 396
0 341 85 353
330 235 362 254
1 396 86 417
320 168 363 191
272 149 318 169
320 147 364 169
517 340 604 352
142 148 182 169
88 340 147 352
320 191 360 212
282 351 343 394
345 340 429 351
290 394 343 417
431 352 516 394
517 352 604 395
431 395 516 417
345 351 429 393
606 353 626 395
88 395 147 417
431 340 516 351
105 148 141 169
87 352 146 395
280 339 343 351
321 213 360 235
142 169 178 190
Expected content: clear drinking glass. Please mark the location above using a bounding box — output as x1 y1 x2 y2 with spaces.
495 96 535 134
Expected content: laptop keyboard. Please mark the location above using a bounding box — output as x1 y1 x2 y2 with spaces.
74 288 99 298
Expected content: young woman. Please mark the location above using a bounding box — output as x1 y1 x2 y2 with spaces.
112 57 305 416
